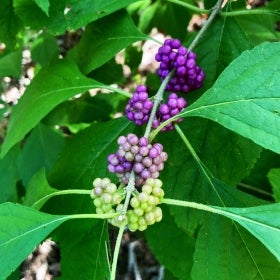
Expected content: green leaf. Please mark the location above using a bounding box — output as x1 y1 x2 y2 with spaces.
137 0 191 39
0 146 19 203
237 15 280 45
31 33 59 66
268 168 280 202
213 202 280 262
56 220 110 280
17 123 65 186
145 205 195 279
192 213 280 279
69 10 147 74
48 117 133 189
43 95 111 125
180 42 280 154
0 202 68 279
24 168 58 210
14 0 140 35
0 50 22 78
34 0 50 16
0 59 104 158
0 0 23 50
188 16 252 103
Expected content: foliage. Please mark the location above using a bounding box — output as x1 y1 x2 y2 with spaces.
1 0 280 279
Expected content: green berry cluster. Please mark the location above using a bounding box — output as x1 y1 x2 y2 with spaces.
90 177 164 231
90 178 125 216
127 178 164 232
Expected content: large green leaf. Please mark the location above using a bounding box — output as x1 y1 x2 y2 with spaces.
57 220 110 280
137 0 191 39
24 168 58 210
0 0 23 50
210 202 280 263
267 168 280 202
186 16 252 104
180 42 280 154
0 202 68 279
0 146 19 203
192 213 280 279
34 0 50 16
14 0 139 35
48 117 133 189
69 10 147 74
17 123 64 186
145 205 195 279
0 50 22 78
0 59 104 158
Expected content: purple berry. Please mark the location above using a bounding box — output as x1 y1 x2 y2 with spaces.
152 93 187 131
107 133 168 187
125 85 154 125
155 38 205 93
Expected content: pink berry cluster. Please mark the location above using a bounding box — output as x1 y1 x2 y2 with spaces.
107 133 168 187
155 38 205 93
152 93 187 131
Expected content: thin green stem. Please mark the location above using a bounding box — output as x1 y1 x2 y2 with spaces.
67 212 119 220
162 198 222 215
220 9 278 17
122 171 136 215
166 0 210 14
110 222 126 280
145 71 174 139
188 0 224 51
31 189 92 209
102 85 132 98
175 124 225 206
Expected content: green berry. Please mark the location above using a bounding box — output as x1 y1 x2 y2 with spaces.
101 178 111 188
128 223 138 232
93 177 103 188
153 206 163 222
145 212 155 225
134 207 144 217
138 224 147 231
102 203 112 213
106 183 117 194
142 184 152 194
101 193 112 204
112 193 123 205
130 196 140 208
93 197 102 208
138 192 148 202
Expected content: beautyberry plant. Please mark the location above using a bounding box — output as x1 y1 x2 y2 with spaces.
1 0 280 280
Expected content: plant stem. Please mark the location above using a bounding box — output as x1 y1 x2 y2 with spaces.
175 124 225 206
162 198 223 215
103 85 132 98
188 0 224 51
67 212 119 220
144 71 174 139
122 171 136 215
166 0 210 14
110 222 126 280
32 189 92 208
220 9 278 17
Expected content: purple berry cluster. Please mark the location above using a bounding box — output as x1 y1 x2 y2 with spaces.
125 85 154 126
155 38 205 93
107 133 168 187
153 93 187 131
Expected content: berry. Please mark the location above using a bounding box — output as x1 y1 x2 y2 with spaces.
152 93 187 131
155 38 205 93
91 177 125 223
127 178 164 231
107 133 168 187
125 85 154 125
